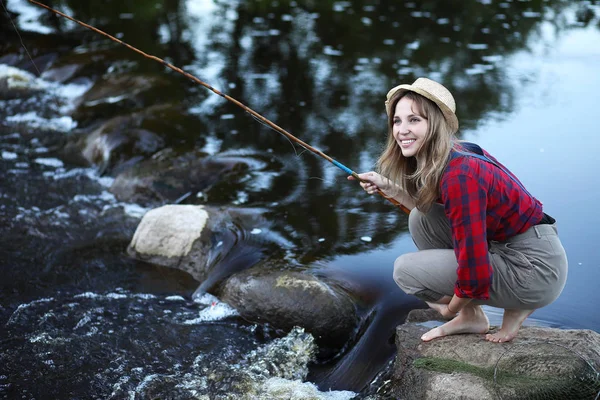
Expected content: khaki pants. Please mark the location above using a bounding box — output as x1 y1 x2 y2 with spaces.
393 204 568 309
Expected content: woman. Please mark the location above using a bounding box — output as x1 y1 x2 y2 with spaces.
349 78 568 343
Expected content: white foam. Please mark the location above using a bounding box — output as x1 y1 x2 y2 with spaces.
121 203 150 219
106 293 128 299
34 157 64 168
6 112 77 132
74 315 92 330
165 296 186 301
75 292 101 299
2 151 17 160
193 292 220 305
134 293 156 300
6 297 54 325
0 64 44 88
73 192 114 204
51 167 113 187
182 305 239 324
184 297 239 324
262 377 356 399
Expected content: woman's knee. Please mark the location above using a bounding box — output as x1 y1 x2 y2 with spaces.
393 253 416 291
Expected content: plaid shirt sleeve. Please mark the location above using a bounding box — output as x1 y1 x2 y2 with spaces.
441 163 493 300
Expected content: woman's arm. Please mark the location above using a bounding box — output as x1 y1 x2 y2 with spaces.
348 171 416 210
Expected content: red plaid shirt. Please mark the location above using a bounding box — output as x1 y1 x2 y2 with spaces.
440 147 544 300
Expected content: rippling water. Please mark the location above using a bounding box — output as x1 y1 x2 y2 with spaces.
2 0 600 398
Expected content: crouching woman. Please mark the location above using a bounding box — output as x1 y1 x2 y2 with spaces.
351 78 568 342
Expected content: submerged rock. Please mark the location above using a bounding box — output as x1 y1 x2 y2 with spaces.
63 104 206 175
65 113 164 173
389 310 600 400
219 268 358 354
0 64 46 99
73 73 183 120
109 150 251 204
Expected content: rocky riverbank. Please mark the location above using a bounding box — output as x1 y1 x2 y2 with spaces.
128 204 600 399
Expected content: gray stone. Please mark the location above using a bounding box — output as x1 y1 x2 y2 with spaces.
390 310 600 400
127 204 228 283
127 204 285 293
109 150 249 204
219 268 357 351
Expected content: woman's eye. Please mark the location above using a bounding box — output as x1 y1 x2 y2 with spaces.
394 120 401 125
410 118 420 123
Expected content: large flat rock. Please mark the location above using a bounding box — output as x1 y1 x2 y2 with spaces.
391 310 600 399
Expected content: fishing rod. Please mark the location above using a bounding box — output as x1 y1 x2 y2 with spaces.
29 0 410 214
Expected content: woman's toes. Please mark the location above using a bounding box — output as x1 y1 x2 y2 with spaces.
421 327 444 342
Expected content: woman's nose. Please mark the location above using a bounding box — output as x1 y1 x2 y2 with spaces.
396 122 409 135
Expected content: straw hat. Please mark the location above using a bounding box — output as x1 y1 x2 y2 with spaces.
385 77 459 132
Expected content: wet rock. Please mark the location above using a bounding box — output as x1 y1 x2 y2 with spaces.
40 47 135 84
390 310 600 400
73 73 183 120
128 204 227 280
109 150 250 204
63 112 165 173
41 63 84 83
219 268 358 352
63 104 206 173
0 64 46 99
127 204 281 291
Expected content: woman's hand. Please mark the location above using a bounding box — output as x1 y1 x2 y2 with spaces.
347 171 391 195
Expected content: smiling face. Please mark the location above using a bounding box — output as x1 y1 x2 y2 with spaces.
393 96 429 158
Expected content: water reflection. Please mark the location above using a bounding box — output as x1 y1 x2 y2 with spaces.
4 0 596 264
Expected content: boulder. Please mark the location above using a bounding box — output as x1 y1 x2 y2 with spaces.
109 150 250 205
62 104 207 175
127 204 358 354
127 204 283 291
219 268 357 354
0 64 46 100
72 73 182 120
389 310 600 400
71 113 164 174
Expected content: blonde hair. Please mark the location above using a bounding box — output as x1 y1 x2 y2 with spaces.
376 91 457 212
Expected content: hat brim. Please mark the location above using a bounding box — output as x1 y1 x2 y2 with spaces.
385 84 459 133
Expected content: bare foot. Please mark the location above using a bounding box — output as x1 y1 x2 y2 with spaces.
421 305 489 342
485 309 534 343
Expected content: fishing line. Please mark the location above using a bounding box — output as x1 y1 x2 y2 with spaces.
248 113 311 158
1 0 41 75
247 112 303 157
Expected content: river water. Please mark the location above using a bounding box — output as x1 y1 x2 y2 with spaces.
1 0 599 398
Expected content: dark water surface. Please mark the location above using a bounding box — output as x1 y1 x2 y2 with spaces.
1 0 600 398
